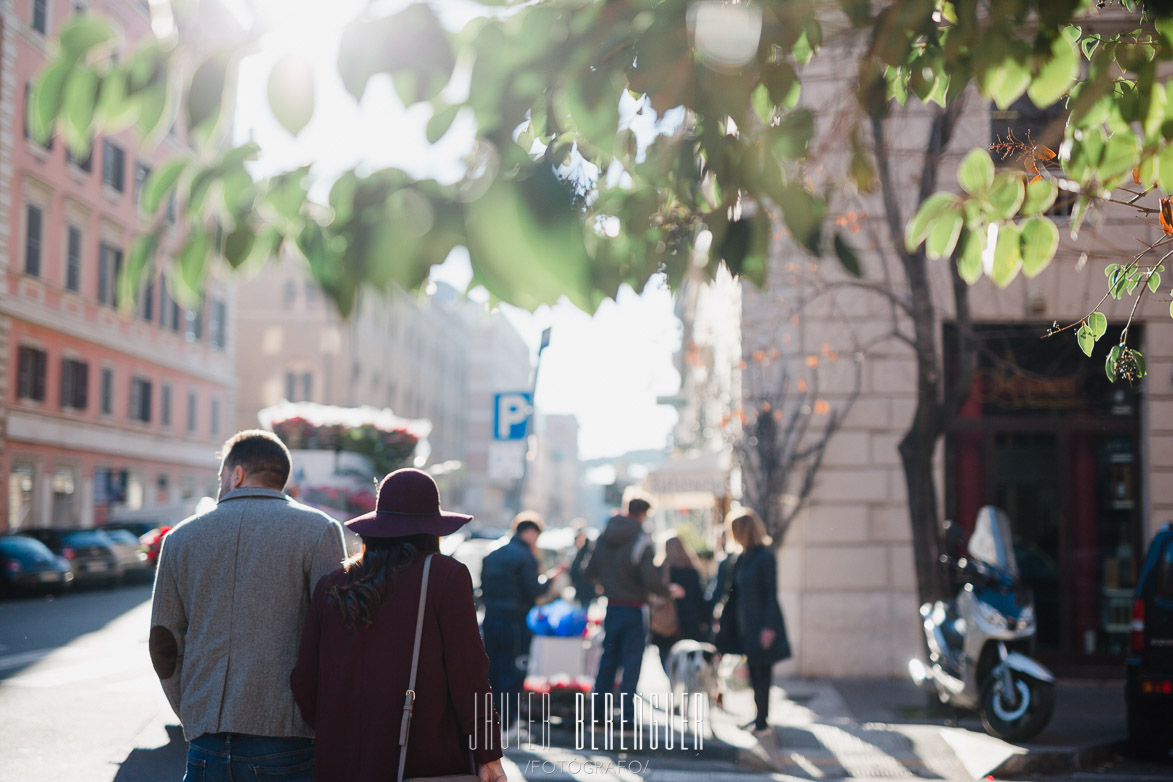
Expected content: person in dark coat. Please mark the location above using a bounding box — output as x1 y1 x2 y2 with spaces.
726 508 790 737
569 519 597 607
652 535 709 671
479 511 563 716
290 469 505 782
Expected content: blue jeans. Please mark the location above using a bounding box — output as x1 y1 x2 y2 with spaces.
591 604 646 719
184 733 314 782
482 614 533 718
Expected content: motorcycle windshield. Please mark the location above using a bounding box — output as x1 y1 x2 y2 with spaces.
967 506 1019 578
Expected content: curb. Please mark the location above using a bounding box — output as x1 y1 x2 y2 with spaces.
988 738 1126 778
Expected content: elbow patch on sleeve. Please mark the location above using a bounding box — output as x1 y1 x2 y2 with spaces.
149 625 179 679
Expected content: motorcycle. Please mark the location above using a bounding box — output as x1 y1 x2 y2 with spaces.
908 506 1055 742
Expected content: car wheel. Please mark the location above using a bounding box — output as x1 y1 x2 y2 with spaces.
1128 702 1173 760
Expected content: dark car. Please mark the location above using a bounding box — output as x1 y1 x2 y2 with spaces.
0 535 73 597
1126 521 1173 758
21 528 122 588
102 521 160 539
102 528 154 583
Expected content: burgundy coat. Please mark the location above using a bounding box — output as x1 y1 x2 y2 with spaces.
291 554 502 782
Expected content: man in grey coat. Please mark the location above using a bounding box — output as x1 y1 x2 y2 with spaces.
150 430 346 781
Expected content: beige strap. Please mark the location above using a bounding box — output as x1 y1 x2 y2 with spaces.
398 554 435 782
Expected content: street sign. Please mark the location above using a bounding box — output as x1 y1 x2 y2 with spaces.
493 391 532 440
488 441 527 480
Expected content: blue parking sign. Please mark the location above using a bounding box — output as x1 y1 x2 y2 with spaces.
494 392 532 440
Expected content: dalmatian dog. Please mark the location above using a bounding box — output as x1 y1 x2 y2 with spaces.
665 639 722 734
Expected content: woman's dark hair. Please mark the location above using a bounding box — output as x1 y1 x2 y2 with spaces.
327 534 440 629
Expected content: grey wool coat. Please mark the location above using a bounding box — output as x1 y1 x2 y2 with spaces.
149 487 346 740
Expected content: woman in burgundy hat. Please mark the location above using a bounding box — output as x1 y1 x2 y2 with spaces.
291 469 506 782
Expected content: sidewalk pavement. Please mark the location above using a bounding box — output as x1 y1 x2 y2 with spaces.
528 648 1128 779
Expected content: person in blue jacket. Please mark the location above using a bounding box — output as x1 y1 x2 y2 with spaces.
480 511 564 718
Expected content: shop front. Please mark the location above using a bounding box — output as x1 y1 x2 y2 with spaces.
946 324 1142 671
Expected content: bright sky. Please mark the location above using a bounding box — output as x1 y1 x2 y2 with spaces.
232 0 682 460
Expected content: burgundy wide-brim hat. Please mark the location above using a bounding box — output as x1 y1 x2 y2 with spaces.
346 468 473 538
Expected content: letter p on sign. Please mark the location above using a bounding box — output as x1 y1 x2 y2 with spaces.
494 392 532 440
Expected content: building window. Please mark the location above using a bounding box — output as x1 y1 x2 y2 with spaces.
160 283 181 332
187 390 197 433
210 398 220 436
98 242 123 306
139 276 154 321
161 383 172 427
66 144 92 172
102 141 126 192
66 224 82 292
302 372 313 402
134 161 150 207
283 280 298 305
284 371 296 401
24 204 42 277
128 377 152 423
9 463 36 530
100 367 113 415
209 298 227 349
17 345 47 401
51 468 77 525
60 357 88 410
31 0 48 33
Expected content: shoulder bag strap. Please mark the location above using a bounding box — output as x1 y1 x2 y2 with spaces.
397 553 435 782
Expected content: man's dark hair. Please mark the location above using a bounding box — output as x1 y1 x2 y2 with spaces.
220 430 292 489
627 497 652 517
511 510 544 537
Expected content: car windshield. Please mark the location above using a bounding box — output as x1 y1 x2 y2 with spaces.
104 529 140 545
0 536 57 563
61 530 112 547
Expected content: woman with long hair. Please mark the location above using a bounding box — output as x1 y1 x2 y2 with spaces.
291 469 506 782
651 535 709 670
724 508 790 737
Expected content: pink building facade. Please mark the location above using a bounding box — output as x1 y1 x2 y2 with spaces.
0 0 235 531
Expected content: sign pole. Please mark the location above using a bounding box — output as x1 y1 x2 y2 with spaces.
509 327 551 517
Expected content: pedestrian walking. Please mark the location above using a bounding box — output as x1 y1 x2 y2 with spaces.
651 536 709 672
569 519 597 607
585 491 675 723
479 511 564 716
722 508 790 737
290 468 506 782
150 430 347 781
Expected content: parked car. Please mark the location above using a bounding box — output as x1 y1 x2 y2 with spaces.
140 526 173 568
0 535 73 597
102 528 154 583
102 521 161 539
21 528 122 588
1126 521 1173 758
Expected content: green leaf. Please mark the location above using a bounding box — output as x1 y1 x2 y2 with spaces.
1149 270 1162 294
178 233 211 300
752 84 774 125
28 58 71 144
1020 178 1057 216
1088 311 1108 339
61 66 99 155
926 204 964 260
187 55 228 133
223 225 255 269
266 54 315 137
956 227 984 284
1134 349 1147 380
906 192 960 251
833 233 862 277
769 110 815 160
1077 324 1094 357
428 104 461 144
1027 30 1078 109
989 222 1022 287
1100 130 1138 183
141 156 188 215
988 55 1031 110
1019 217 1059 277
958 149 995 195
95 67 136 131
1105 344 1121 382
776 185 825 254
58 14 115 58
986 173 1026 219
719 214 771 287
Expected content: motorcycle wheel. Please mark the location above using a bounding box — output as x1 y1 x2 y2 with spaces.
979 671 1055 743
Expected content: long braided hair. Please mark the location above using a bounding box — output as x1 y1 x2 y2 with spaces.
327 534 440 629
